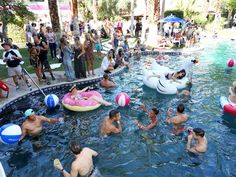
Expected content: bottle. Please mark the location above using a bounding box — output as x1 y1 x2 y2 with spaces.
187 127 193 135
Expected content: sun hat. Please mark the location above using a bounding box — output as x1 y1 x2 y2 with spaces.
24 109 34 118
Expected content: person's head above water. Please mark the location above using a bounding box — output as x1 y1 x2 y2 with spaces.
69 141 82 155
193 128 205 138
177 103 185 113
25 109 35 117
109 110 120 120
191 58 199 64
151 108 159 115
103 73 109 80
149 108 159 118
176 69 186 79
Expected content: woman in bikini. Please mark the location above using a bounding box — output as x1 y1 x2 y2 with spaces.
148 69 186 84
84 33 95 77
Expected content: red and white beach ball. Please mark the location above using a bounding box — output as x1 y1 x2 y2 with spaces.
115 92 130 107
227 58 235 67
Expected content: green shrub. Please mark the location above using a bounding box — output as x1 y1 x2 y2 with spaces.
164 10 184 19
192 15 208 27
207 14 215 23
7 24 26 43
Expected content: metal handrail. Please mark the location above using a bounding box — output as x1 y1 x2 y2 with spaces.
23 68 46 97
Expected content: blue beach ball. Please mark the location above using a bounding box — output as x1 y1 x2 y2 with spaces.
44 94 59 108
0 123 22 144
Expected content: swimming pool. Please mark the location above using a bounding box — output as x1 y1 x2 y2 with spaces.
1 39 236 177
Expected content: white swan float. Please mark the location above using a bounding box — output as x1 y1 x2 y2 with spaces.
143 61 189 94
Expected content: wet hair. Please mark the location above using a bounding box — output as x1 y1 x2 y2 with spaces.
103 73 109 79
191 59 198 64
69 141 81 155
176 69 186 79
152 108 159 115
193 128 205 137
109 110 119 119
177 103 185 113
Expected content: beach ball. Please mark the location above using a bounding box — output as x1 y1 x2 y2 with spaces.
44 94 59 108
115 92 130 107
0 124 22 144
227 59 235 67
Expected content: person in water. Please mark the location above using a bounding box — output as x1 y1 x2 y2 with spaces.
69 85 112 106
134 105 159 130
147 69 186 83
228 81 236 104
100 110 122 137
187 128 208 154
19 109 59 141
100 73 116 88
166 103 188 135
181 58 199 83
54 141 99 177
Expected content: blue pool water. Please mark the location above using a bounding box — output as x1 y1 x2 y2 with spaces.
1 39 236 177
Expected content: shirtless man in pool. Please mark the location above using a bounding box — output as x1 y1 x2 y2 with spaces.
19 109 58 141
100 110 122 137
54 141 98 177
166 103 188 135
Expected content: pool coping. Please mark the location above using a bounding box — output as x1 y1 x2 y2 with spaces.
0 47 204 114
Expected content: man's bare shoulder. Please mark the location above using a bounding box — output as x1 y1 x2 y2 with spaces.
71 159 80 170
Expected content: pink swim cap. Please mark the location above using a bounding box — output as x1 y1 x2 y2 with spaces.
227 59 235 67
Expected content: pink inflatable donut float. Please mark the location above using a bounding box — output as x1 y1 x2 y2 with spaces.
62 91 102 112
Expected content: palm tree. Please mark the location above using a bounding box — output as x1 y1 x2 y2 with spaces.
48 0 61 33
147 0 160 22
69 0 78 18
93 0 98 22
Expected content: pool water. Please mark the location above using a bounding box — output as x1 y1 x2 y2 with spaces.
1 39 236 177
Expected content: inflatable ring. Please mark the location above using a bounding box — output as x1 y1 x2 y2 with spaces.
62 91 102 112
142 61 189 94
220 96 236 115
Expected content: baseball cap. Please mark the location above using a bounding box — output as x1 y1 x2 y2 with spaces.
24 109 34 118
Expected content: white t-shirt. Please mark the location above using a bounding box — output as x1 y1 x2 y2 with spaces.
101 56 115 71
3 49 22 61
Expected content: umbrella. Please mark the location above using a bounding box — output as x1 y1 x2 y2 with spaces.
159 15 184 23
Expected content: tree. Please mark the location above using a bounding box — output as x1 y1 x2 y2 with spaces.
176 0 199 18
48 0 61 33
0 0 35 37
69 0 78 18
147 0 160 22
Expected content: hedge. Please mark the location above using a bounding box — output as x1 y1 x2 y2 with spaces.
164 10 184 19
